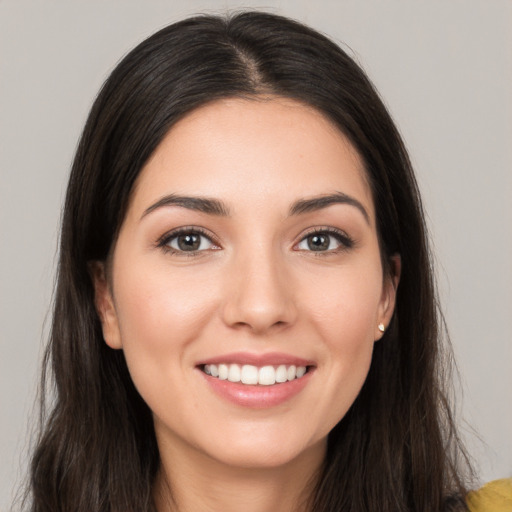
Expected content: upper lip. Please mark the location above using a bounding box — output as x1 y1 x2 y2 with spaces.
196 352 315 367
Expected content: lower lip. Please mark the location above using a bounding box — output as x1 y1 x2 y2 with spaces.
199 369 314 409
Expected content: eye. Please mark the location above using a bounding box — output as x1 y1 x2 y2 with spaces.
158 228 218 254
296 229 354 252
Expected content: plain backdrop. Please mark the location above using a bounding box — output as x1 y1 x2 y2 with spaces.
1 1 511 509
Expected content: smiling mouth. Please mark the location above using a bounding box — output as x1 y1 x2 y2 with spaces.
200 363 311 386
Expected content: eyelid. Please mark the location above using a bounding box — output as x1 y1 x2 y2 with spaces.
156 226 221 254
155 225 354 255
294 226 355 252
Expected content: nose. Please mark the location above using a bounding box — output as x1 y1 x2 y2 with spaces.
221 247 298 334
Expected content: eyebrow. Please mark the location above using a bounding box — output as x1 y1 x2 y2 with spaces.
141 191 369 224
141 194 231 219
289 192 370 224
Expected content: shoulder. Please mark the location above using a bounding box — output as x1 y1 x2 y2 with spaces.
466 478 512 512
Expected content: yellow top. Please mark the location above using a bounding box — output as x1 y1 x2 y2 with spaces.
466 478 512 512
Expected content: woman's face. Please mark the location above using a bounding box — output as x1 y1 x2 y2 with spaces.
94 97 398 471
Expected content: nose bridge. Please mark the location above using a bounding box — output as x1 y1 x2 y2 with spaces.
222 240 297 333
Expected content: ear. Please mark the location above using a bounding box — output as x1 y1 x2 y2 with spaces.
375 254 401 341
89 261 123 349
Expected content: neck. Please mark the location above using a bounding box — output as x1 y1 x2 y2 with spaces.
153 438 325 512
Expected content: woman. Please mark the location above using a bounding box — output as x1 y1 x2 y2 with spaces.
24 10 492 512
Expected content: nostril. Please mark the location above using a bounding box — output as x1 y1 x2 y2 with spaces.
221 267 298 332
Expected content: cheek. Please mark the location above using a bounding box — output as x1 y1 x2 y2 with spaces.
111 260 221 390
115 260 219 340
303 261 383 342
301 264 382 427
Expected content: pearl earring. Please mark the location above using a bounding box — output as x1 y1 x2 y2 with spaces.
378 323 385 333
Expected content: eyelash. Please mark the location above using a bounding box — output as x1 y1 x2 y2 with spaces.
156 226 355 256
297 227 355 254
156 226 219 257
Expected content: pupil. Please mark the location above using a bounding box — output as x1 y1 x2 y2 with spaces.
178 234 200 251
308 234 329 251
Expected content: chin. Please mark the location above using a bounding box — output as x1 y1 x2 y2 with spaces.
198 428 327 471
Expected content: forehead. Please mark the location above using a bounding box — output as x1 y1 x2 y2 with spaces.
129 97 374 221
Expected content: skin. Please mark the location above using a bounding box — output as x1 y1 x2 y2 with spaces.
93 97 399 512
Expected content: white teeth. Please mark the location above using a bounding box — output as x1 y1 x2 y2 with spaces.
227 364 241 382
275 365 288 383
258 365 276 386
218 364 228 380
202 363 308 385
241 365 258 385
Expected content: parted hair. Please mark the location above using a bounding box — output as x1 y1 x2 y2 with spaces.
26 11 470 512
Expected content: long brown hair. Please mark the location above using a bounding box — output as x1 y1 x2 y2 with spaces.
25 11 471 511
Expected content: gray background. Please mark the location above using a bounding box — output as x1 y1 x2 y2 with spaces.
1 1 511 509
